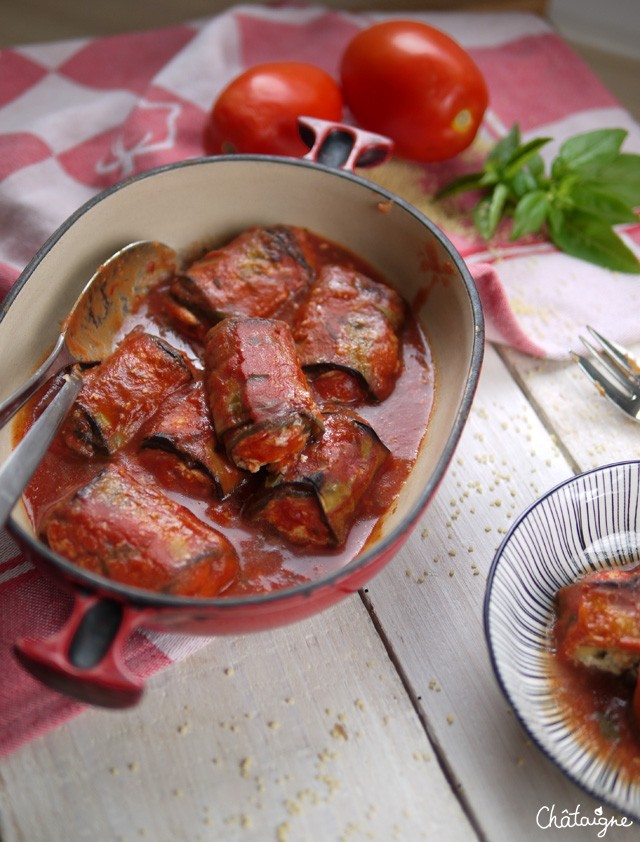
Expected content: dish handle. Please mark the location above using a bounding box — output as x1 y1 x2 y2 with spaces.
14 590 149 708
298 115 393 172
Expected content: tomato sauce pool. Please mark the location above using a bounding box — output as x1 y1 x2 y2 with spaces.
19 230 435 598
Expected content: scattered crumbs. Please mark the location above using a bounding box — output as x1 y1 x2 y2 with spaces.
285 798 302 816
405 568 412 578
318 747 337 764
110 767 120 776
428 678 442 692
276 821 291 842
244 710 257 720
284 696 295 706
325 707 334 717
484 525 492 533
318 772 341 794
416 575 426 584
448 549 456 557
241 814 253 829
203 816 215 827
421 527 430 539
467 545 474 553
337 712 346 723
268 720 281 731
211 757 222 766
173 788 185 798
516 757 525 768
365 660 374 669
449 569 455 577
128 761 140 773
224 666 235 677
177 722 191 736
330 722 349 741
240 757 253 779
447 714 455 725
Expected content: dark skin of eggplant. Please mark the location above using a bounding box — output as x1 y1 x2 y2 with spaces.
293 263 405 401
41 463 239 597
61 327 193 457
204 315 324 473
169 225 316 333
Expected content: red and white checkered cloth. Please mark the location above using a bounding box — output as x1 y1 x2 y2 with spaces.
1 4 639 757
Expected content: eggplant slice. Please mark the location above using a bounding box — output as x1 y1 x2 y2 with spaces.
245 409 390 548
139 379 243 498
555 565 640 675
167 225 316 337
41 463 239 597
293 264 405 402
204 316 324 473
61 328 193 457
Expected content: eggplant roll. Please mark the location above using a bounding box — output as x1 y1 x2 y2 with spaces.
139 379 244 498
293 264 405 402
169 225 315 331
41 464 239 597
245 410 390 548
204 316 324 473
62 328 193 457
555 565 640 675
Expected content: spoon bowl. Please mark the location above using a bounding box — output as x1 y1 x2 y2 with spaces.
0 240 177 428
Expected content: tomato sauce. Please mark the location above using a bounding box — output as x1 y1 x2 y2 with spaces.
19 229 435 597
548 623 640 782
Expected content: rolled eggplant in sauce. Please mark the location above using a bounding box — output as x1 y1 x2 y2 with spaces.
139 379 243 499
555 565 640 675
168 225 315 334
245 410 390 548
293 264 405 402
204 316 324 473
40 464 239 597
61 328 193 457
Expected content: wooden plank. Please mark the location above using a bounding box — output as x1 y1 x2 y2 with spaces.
0 594 476 842
362 344 636 840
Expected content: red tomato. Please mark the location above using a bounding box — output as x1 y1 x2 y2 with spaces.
340 21 488 163
203 62 344 157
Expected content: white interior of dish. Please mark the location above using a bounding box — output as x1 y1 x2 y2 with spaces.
0 157 480 564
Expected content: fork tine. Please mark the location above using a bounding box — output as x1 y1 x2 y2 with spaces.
571 350 640 420
580 335 637 395
586 326 640 381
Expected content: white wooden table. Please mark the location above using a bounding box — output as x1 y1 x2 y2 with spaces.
2 336 639 841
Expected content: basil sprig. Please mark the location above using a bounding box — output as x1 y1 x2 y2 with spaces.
437 125 640 273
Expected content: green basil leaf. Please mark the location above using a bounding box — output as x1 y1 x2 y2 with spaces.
435 171 486 199
548 209 640 273
511 168 539 198
557 128 627 175
474 183 509 239
527 152 546 183
511 191 550 239
504 137 551 179
488 124 521 167
569 183 639 224
589 153 640 207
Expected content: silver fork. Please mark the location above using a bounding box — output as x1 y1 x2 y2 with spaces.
571 326 640 422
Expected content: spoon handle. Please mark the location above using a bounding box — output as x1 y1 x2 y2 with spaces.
0 335 76 429
0 367 83 528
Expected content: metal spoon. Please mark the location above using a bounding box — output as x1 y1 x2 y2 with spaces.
0 240 178 429
0 368 83 527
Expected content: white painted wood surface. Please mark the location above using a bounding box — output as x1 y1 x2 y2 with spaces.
2 340 639 842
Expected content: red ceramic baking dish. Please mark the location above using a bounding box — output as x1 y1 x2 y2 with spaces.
0 124 484 707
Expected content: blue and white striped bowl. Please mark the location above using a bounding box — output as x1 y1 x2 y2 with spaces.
484 460 640 821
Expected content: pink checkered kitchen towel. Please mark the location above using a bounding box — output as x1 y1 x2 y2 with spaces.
1 4 639 756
